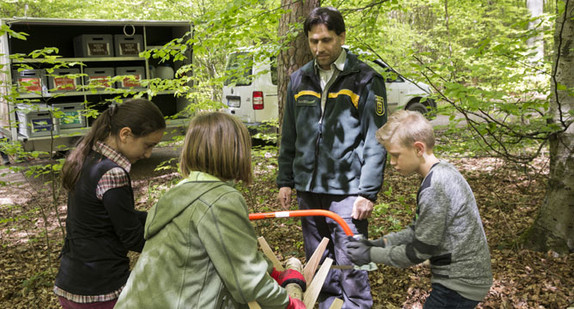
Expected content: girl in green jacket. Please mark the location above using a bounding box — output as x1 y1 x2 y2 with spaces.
116 112 305 309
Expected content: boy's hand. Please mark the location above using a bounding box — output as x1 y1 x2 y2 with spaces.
352 196 373 220
345 238 372 266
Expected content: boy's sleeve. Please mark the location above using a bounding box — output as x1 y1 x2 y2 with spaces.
370 186 448 267
384 224 415 246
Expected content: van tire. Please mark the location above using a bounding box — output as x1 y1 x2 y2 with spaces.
406 101 430 114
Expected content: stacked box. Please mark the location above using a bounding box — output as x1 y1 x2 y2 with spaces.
116 66 145 88
12 69 46 93
47 68 82 92
114 34 143 57
54 103 86 129
16 104 59 138
84 68 115 89
74 34 114 57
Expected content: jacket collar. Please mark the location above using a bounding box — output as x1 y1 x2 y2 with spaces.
93 141 131 172
302 49 361 79
177 171 233 187
314 48 347 73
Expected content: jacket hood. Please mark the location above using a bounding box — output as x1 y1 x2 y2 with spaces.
144 171 227 239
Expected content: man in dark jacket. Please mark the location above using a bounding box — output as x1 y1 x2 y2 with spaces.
277 6 387 309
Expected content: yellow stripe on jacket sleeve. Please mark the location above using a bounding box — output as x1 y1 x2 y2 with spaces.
294 90 321 100
328 89 360 108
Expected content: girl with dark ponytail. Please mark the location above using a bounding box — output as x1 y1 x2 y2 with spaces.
55 98 165 309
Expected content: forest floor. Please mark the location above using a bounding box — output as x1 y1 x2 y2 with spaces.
0 143 572 309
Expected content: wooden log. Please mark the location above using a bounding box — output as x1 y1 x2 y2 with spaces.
303 237 329 284
284 257 304 300
304 257 333 308
329 298 344 309
247 301 261 309
257 236 284 271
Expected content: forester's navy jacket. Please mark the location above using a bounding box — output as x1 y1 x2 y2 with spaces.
277 51 387 201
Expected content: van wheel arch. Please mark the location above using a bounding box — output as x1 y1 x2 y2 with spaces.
405 98 436 117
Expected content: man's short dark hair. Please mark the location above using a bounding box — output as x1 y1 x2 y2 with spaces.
304 7 346 37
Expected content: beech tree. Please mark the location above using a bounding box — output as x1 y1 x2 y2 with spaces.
523 0 574 253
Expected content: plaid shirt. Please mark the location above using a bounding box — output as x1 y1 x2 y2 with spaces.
54 141 132 303
93 141 131 200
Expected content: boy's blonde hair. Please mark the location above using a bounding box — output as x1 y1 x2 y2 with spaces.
180 111 253 185
376 110 435 149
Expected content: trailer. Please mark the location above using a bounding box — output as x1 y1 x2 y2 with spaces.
0 17 193 152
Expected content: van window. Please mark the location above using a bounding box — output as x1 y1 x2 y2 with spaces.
366 60 403 83
225 52 253 86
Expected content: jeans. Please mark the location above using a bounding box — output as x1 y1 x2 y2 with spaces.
297 191 372 309
423 283 480 309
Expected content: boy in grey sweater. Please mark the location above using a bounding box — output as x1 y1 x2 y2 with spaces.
345 110 492 308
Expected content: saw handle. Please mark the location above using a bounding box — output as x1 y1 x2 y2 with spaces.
249 209 354 236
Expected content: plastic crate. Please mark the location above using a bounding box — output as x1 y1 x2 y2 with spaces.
54 103 86 129
84 67 115 89
74 34 114 57
16 104 59 137
114 34 143 57
47 68 82 92
12 69 46 93
116 66 145 88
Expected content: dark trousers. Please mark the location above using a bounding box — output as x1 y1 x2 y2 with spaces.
58 297 117 309
297 191 372 309
423 283 480 309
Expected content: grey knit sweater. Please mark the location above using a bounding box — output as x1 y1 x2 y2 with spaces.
370 161 492 301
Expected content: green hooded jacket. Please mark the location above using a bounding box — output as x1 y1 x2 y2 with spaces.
115 171 289 308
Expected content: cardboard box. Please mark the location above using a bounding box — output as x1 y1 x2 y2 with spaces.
47 68 81 92
114 34 143 57
84 67 115 89
54 103 86 129
16 104 59 137
74 34 114 57
115 66 145 88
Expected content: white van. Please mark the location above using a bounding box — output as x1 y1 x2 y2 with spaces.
222 52 435 132
223 52 279 132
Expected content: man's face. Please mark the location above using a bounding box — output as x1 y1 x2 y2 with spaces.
308 24 345 70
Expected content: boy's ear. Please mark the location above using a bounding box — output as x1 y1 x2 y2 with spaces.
413 141 426 156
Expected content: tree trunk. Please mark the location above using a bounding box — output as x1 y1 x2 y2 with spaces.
277 0 318 139
526 0 544 64
523 0 574 254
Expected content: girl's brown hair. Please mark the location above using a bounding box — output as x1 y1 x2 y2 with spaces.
61 98 165 191
179 111 252 185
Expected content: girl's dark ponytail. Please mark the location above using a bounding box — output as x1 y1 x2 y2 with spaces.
61 99 165 191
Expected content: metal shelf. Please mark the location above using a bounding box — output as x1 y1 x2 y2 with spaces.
12 57 144 64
